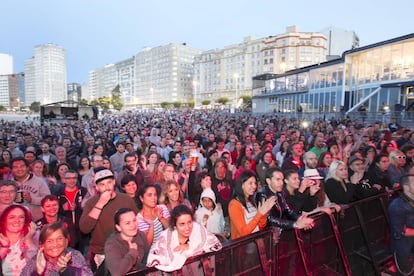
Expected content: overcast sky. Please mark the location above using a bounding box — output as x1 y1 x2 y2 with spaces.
1 0 413 83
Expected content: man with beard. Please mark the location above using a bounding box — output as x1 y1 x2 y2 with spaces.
80 167 138 272
115 152 144 190
298 151 324 179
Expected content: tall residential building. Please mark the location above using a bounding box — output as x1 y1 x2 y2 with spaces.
88 57 135 107
193 36 263 108
135 43 202 108
262 26 327 74
321 26 360 58
0 73 21 109
24 44 67 105
0 53 13 75
193 26 327 108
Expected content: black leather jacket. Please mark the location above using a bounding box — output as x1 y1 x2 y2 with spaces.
256 185 300 230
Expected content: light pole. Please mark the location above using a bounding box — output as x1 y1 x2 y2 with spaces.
233 73 239 109
150 88 154 109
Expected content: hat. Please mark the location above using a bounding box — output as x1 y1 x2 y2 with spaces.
94 169 114 184
348 156 364 166
303 169 323 179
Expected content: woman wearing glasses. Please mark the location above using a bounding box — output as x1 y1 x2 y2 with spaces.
388 150 408 189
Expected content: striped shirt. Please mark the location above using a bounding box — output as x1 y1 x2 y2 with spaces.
137 204 170 246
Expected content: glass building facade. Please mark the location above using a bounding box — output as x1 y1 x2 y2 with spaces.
252 34 414 116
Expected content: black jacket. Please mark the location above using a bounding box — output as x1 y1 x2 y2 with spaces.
256 185 300 230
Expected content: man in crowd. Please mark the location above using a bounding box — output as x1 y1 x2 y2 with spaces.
80 167 138 272
388 173 414 275
37 142 57 165
109 141 126 173
10 157 51 220
0 180 17 215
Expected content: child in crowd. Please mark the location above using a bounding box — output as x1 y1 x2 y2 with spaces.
195 188 226 238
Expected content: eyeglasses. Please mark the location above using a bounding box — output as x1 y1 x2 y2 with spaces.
396 156 406 159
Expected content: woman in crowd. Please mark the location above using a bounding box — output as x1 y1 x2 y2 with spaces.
317 151 333 178
236 147 256 173
328 141 342 161
231 141 244 165
283 170 318 213
77 156 91 182
366 154 392 190
188 171 211 208
105 208 149 276
0 150 12 166
145 152 160 175
147 204 222 273
205 150 218 173
120 174 139 208
36 195 78 249
275 140 289 167
234 156 255 182
168 151 182 173
256 151 276 186
0 204 37 275
136 184 170 246
92 144 106 158
325 160 355 205
22 221 92 275
228 171 275 240
163 180 192 212
50 162 70 195
387 150 407 189
361 145 377 171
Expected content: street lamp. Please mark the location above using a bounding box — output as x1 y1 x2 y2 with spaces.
150 88 154 109
233 73 239 108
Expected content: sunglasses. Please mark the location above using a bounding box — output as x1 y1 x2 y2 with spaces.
396 156 406 159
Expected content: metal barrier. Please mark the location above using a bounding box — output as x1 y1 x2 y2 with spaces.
126 191 399 276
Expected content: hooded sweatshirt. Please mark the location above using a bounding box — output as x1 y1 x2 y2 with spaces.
195 188 225 234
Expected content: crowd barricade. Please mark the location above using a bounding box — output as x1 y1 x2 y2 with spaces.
336 191 399 276
126 191 400 276
127 228 277 276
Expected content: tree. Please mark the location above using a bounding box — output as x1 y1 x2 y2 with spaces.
0 105 5 111
30 101 41 112
173 101 182 108
187 100 195 108
217 97 229 106
201 100 211 106
160 102 170 109
111 85 123 111
80 98 89 105
240 95 252 108
98 96 111 111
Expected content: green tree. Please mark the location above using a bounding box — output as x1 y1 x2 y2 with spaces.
187 100 195 108
173 101 182 108
98 96 111 111
30 101 41 112
80 98 89 105
240 95 252 108
0 105 6 111
160 102 170 109
111 84 123 111
201 100 211 106
217 97 229 105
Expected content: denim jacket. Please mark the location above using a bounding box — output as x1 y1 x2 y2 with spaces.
388 194 414 256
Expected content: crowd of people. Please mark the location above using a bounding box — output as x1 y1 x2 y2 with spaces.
0 109 413 275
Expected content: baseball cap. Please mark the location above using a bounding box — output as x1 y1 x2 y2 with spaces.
348 156 364 166
94 168 114 184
